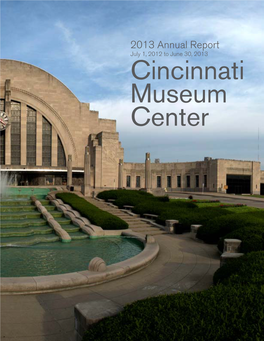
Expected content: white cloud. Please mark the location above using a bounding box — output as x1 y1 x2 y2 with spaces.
55 21 109 73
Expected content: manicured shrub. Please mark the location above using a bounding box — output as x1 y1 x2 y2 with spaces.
97 189 153 202
157 206 231 230
98 190 196 218
213 251 264 287
132 202 167 216
98 190 155 209
217 226 264 253
97 189 129 201
56 193 128 230
114 195 146 209
197 212 264 244
83 284 264 341
157 196 170 202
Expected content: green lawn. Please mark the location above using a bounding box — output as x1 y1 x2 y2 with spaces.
170 198 261 212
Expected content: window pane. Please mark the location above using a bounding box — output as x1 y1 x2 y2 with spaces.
42 116 52 166
196 175 199 188
57 136 66 167
27 106 36 166
186 175 190 188
126 175 131 187
11 101 21 165
204 175 207 187
157 176 161 188
136 176 141 188
177 176 181 188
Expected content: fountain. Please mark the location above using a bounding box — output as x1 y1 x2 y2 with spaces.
0 177 144 279
0 171 15 197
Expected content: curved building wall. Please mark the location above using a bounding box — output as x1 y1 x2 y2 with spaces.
0 59 124 187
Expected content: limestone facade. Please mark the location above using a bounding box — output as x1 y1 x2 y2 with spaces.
0 59 123 187
0 59 263 195
123 158 262 195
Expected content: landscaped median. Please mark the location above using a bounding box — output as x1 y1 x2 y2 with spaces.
97 189 264 252
97 189 231 231
56 193 128 230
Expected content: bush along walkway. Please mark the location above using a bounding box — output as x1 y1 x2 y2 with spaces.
86 198 167 235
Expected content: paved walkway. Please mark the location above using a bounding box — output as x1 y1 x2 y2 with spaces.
1 200 220 341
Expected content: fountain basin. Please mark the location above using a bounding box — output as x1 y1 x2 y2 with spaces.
0 187 159 293
0 231 159 294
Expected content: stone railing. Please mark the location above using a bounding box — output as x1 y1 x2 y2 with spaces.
31 196 71 243
50 198 105 238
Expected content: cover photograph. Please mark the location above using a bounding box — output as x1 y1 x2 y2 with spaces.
0 1 264 340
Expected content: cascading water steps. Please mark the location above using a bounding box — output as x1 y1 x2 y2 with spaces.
0 194 88 247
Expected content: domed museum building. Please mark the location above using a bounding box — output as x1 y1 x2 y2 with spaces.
0 59 264 195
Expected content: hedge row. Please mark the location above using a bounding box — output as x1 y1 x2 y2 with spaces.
97 190 232 232
82 191 264 341
84 252 264 341
196 211 264 244
56 193 128 230
156 206 232 230
97 190 264 251
213 251 264 287
217 226 264 253
83 283 264 341
97 189 153 203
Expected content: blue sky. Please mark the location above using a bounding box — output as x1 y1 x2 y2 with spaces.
1 1 264 166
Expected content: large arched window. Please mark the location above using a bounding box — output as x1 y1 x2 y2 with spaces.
57 136 66 167
42 116 52 166
27 106 36 166
11 101 21 165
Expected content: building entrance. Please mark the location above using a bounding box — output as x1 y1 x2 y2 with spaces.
226 174 251 194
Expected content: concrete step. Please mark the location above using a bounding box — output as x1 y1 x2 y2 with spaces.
128 223 152 227
133 230 167 235
129 225 155 231
87 198 165 234
111 213 138 220
108 215 141 220
132 227 163 232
